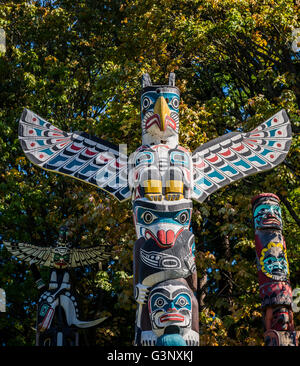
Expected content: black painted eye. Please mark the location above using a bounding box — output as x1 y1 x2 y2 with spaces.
176 210 189 224
154 297 166 308
175 296 188 308
142 97 151 110
171 97 179 109
142 211 155 224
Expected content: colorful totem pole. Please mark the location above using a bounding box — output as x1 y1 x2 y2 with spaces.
17 73 292 345
252 194 298 346
4 226 108 346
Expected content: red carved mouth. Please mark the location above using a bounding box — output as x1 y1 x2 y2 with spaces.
157 229 175 246
160 313 184 322
54 260 67 269
145 228 184 248
262 218 281 226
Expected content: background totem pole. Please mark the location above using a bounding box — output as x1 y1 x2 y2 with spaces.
252 193 298 346
17 73 292 345
4 226 108 346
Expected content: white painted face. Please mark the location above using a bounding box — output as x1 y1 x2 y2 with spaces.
148 281 192 336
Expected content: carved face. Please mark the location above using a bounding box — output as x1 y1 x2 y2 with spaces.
133 201 192 248
141 85 180 147
271 307 291 331
260 242 289 281
53 246 70 269
253 202 282 230
148 281 192 336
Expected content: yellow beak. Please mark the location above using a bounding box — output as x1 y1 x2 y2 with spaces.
154 96 171 132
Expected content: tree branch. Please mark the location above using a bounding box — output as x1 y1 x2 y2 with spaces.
277 193 300 228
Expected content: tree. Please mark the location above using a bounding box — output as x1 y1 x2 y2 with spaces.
0 0 299 346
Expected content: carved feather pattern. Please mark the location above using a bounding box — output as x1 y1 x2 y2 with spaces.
18 109 131 202
192 109 292 203
3 241 111 268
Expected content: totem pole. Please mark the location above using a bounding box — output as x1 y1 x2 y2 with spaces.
252 194 298 346
4 226 108 346
17 73 292 345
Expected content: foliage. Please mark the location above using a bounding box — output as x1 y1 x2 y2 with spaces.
0 0 299 346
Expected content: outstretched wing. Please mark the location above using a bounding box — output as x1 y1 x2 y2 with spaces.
192 109 292 203
69 246 112 267
18 109 131 202
3 241 52 266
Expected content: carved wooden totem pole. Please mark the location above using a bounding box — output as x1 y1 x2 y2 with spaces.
17 73 292 345
252 194 298 346
4 226 108 346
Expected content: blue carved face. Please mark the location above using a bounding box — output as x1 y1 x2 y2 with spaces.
148 282 192 335
260 242 289 281
253 203 282 230
263 254 287 277
133 201 192 248
141 86 180 146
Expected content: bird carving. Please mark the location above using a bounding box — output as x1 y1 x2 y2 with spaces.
18 73 292 206
4 226 109 338
17 73 292 249
4 229 111 269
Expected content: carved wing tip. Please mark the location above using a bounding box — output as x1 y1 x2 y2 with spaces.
20 108 28 121
281 109 292 138
280 108 289 120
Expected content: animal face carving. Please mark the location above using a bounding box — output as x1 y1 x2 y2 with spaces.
133 200 192 248
53 246 70 269
141 74 180 148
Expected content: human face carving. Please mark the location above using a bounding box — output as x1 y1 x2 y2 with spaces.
148 282 192 336
253 202 282 230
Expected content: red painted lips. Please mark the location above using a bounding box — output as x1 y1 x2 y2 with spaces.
262 218 281 226
160 313 184 322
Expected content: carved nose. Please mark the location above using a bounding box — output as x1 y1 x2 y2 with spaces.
154 96 171 131
157 230 175 245
167 306 176 312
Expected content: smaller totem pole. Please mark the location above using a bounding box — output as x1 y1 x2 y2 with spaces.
4 226 109 346
252 193 298 346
